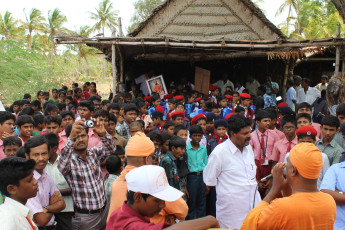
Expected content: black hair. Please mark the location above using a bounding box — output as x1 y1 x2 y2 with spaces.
127 190 151 205
0 111 16 124
113 95 123 104
36 90 43 97
23 93 31 99
58 91 66 97
90 82 96 87
16 115 34 127
163 121 175 130
173 125 187 135
124 92 132 99
66 96 73 102
168 98 177 104
162 132 172 143
3 136 22 148
79 100 95 112
43 91 49 96
44 115 62 126
169 136 186 151
33 114 44 127
93 109 109 119
18 107 35 117
23 135 47 156
114 145 125 156
52 88 58 93
321 115 340 128
61 85 68 92
265 108 278 120
281 114 297 127
16 146 26 158
30 100 41 110
287 79 294 87
189 125 203 135
44 103 58 116
205 101 213 111
106 155 122 174
302 77 311 85
57 103 66 111
89 95 101 102
43 133 59 151
107 103 121 111
227 114 251 137
13 100 21 107
124 103 139 114
255 110 271 122
336 103 345 116
0 157 36 196
296 113 312 122
108 113 117 124
60 110 75 120
135 100 146 110
20 99 31 106
296 102 311 112
72 83 79 88
147 131 163 144
234 106 245 113
151 94 160 103
258 86 266 93
102 100 110 106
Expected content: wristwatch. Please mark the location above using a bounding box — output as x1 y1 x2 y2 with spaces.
339 191 343 194
44 205 50 213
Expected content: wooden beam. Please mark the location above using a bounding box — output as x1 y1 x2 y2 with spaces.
112 44 117 94
335 24 341 76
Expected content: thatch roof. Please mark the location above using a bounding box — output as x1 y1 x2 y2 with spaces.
128 0 286 41
331 0 345 23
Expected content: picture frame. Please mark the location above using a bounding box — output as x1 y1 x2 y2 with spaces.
146 75 168 96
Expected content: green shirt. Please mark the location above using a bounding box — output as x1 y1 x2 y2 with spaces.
316 138 343 165
186 143 208 173
0 192 3 205
160 151 180 190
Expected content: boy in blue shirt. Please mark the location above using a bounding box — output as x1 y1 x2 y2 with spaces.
186 125 208 220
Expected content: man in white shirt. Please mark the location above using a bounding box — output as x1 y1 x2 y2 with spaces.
297 78 321 105
0 157 39 230
235 80 245 94
245 74 261 96
315 75 328 92
203 114 261 229
286 79 297 110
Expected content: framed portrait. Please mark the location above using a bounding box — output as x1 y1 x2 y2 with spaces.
146 75 168 96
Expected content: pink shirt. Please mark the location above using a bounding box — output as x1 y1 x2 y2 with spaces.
273 128 285 140
26 170 59 227
87 129 107 178
312 122 322 139
59 130 67 143
0 139 5 160
57 133 66 155
250 129 278 160
269 136 298 162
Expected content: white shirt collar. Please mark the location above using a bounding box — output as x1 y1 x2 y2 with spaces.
227 139 248 155
4 197 32 219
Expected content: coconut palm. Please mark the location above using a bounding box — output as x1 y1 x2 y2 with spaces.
0 11 20 40
22 8 45 49
89 0 118 36
275 0 299 36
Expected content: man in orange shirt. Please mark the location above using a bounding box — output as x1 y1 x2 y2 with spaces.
241 143 336 230
107 132 188 224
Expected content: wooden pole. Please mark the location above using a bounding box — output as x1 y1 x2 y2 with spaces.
112 44 117 94
118 18 123 37
335 24 341 76
282 59 290 101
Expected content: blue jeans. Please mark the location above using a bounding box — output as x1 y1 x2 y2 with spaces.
186 173 206 220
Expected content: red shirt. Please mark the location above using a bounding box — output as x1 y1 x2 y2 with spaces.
106 202 169 230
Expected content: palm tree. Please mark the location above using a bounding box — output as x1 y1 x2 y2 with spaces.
46 8 67 63
22 8 44 49
0 11 20 40
275 0 299 36
89 0 118 36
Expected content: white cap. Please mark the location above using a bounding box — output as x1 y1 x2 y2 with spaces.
126 165 183 202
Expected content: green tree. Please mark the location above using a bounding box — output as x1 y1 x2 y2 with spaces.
275 0 299 36
0 11 21 40
22 8 45 49
89 0 118 36
128 0 163 33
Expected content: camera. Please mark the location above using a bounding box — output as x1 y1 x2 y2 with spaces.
84 120 94 128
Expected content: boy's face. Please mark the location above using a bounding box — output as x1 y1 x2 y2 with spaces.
219 99 228 108
298 136 315 144
78 106 92 119
297 117 312 128
59 94 66 101
171 146 185 159
140 105 148 115
61 115 74 128
269 118 277 129
176 129 187 141
13 105 20 113
117 154 126 166
206 121 214 133
130 126 143 137
337 114 345 125
187 97 193 104
10 172 38 202
216 126 227 137
321 125 338 142
0 119 15 135
45 122 61 136
282 122 296 139
297 107 312 116
173 116 184 126
92 100 102 111
190 133 202 144
153 99 161 107
256 118 271 131
124 110 138 123
4 144 20 157
19 123 33 138
97 116 109 128
168 102 175 111
242 99 250 107
152 140 162 153
233 94 239 103
196 119 206 132
107 120 116 134
212 108 220 116
26 143 49 173
161 140 169 154
152 117 161 126
164 126 175 136
52 91 58 98
176 105 185 112
109 109 120 118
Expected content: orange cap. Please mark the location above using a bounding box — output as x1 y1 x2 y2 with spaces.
126 132 155 157
289 143 323 179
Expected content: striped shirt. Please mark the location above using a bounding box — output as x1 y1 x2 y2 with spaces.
58 133 115 210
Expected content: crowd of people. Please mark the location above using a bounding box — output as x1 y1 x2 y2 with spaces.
0 74 343 230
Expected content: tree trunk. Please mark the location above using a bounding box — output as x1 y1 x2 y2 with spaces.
28 31 32 49
77 54 81 80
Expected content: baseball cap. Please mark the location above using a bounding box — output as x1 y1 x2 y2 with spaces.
126 165 183 202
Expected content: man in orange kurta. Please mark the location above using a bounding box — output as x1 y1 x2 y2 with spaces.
241 143 336 230
107 132 188 224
